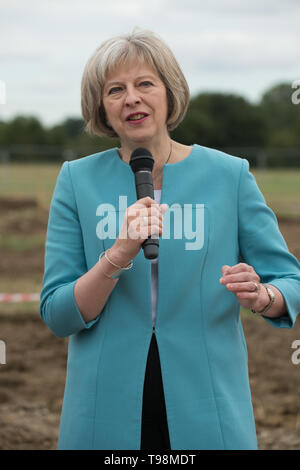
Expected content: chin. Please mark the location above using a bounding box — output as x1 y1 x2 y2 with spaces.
126 131 155 145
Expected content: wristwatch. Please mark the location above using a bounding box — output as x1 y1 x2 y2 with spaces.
251 284 275 315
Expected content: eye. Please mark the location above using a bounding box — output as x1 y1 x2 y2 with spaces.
139 81 153 87
108 86 122 95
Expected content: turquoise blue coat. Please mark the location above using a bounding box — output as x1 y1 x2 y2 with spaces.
40 144 300 450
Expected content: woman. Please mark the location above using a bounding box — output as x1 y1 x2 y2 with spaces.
40 29 300 450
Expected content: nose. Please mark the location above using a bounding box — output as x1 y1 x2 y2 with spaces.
125 85 141 106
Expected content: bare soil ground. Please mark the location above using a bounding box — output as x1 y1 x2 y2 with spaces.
0 197 300 450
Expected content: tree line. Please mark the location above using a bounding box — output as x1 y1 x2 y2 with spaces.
0 82 299 166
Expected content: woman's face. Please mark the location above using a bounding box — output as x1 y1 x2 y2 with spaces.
102 60 169 147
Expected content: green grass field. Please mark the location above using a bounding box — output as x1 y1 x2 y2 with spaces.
0 163 299 219
0 163 61 208
254 169 300 220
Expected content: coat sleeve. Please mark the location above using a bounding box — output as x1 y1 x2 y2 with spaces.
238 158 300 328
40 161 100 338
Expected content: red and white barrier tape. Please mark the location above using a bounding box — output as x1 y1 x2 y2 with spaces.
0 293 40 302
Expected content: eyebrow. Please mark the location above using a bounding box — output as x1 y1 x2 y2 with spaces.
105 75 157 89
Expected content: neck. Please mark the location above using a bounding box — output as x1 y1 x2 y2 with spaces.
119 136 172 169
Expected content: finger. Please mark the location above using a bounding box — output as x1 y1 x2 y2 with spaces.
149 224 161 237
132 198 159 213
236 292 258 300
225 281 260 292
220 272 260 284
159 203 169 215
224 263 253 275
138 196 157 206
222 265 231 275
141 215 162 228
128 217 143 240
147 206 161 218
129 205 158 219
127 205 148 219
138 222 161 240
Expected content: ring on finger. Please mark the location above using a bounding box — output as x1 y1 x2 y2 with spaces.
253 282 259 292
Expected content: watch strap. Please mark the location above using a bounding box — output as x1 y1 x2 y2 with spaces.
251 284 275 315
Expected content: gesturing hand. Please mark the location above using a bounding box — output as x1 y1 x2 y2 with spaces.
220 263 269 312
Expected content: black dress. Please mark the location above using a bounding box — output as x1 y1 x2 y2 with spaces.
140 330 171 450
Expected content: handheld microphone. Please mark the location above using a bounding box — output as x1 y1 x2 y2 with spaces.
129 148 159 260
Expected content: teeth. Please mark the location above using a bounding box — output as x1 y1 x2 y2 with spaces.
128 114 146 121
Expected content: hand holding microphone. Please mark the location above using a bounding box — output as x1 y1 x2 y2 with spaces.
109 147 168 268
129 148 163 259
111 196 168 266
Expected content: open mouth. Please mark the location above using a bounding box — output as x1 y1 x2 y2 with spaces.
126 113 149 123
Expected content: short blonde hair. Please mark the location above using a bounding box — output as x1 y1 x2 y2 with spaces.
81 29 190 138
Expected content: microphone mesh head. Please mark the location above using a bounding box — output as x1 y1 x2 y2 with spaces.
129 148 154 173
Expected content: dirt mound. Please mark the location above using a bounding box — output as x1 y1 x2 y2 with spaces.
0 208 48 236
0 196 39 212
0 197 48 237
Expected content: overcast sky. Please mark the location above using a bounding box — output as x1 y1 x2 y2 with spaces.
0 0 299 127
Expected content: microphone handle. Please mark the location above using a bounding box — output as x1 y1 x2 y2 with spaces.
134 170 159 260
